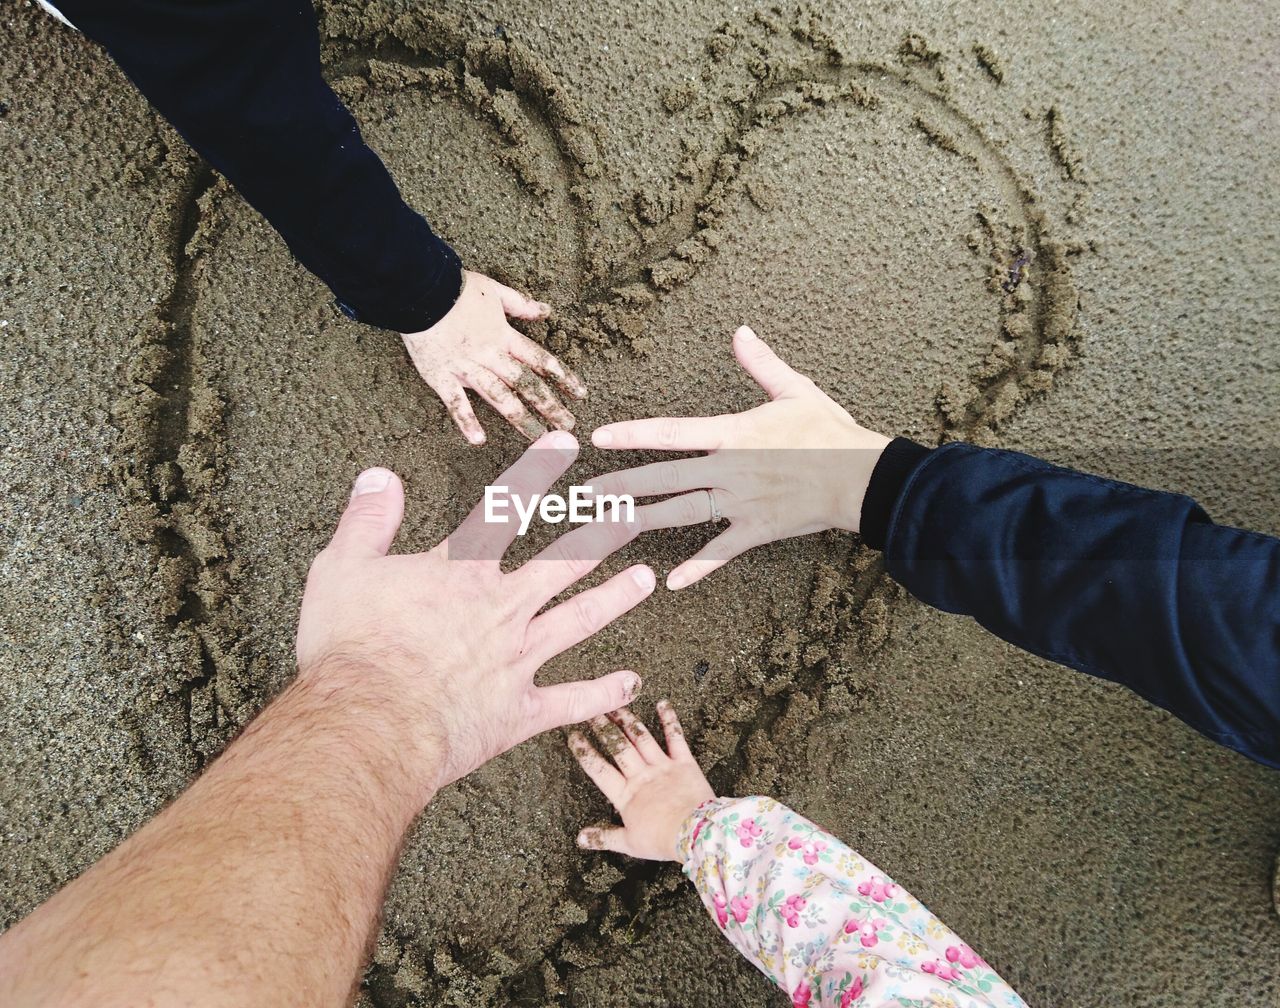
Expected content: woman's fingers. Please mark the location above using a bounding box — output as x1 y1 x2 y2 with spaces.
567 731 626 806
657 700 693 761
494 351 576 432
590 457 713 501
425 373 487 445
666 523 759 590
636 491 717 532
592 415 729 453
589 713 646 776
608 707 665 764
577 825 632 855
509 333 587 400
468 369 547 441
731 325 813 400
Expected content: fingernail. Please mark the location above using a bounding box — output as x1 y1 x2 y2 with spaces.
632 566 656 591
593 428 613 447
353 468 391 496
667 569 688 590
576 831 590 847
538 301 552 314
624 673 641 699
547 430 576 452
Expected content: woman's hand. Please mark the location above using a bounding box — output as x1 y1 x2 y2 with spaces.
402 271 587 445
569 703 715 861
588 326 890 590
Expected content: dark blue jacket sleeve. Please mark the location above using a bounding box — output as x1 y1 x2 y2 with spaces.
54 0 462 332
864 440 1280 768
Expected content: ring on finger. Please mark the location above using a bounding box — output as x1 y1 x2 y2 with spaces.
706 488 722 523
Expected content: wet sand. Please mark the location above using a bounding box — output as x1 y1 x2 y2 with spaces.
2 1 1278 1004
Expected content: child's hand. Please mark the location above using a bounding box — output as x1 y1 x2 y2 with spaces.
401 270 587 445
569 702 716 861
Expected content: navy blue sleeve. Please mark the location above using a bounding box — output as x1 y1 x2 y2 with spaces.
55 0 463 332
872 441 1280 768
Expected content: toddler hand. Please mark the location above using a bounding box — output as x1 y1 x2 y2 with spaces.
402 270 586 445
569 702 715 861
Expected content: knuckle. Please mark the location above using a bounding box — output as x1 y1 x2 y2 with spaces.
659 462 680 493
681 494 700 524
573 597 601 636
658 418 680 447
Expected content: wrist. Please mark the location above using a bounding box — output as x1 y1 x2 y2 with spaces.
833 426 892 533
289 655 448 811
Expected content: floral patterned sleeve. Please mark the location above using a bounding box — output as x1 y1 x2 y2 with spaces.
677 796 1027 1008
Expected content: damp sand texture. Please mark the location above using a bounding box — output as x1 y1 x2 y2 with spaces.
2 1 1279 1006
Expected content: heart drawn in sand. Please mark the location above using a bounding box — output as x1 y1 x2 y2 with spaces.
114 7 1088 999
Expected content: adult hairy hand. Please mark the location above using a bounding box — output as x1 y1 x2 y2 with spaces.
589 326 890 590
296 430 653 798
402 270 587 445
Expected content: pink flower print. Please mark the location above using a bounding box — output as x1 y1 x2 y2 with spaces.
780 893 808 928
736 818 764 847
711 893 728 929
691 819 706 845
729 894 753 924
787 835 829 864
921 959 963 982
791 980 813 1007
844 916 888 948
945 944 984 969
856 875 898 903
839 977 865 1006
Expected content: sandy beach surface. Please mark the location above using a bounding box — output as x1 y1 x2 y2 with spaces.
2 0 1278 1004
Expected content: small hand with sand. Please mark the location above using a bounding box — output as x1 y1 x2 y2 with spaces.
569 703 715 861
297 430 653 793
589 326 889 589
402 270 586 445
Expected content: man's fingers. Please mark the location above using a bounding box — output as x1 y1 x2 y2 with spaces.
524 564 655 665
427 373 486 445
609 707 665 764
509 335 587 400
577 825 632 855
450 431 579 560
589 458 712 502
531 670 641 736
589 713 645 775
591 415 729 453
494 353 576 432
469 370 547 442
515 512 644 605
732 325 812 400
567 730 626 806
665 524 758 590
324 468 405 559
657 699 693 761
495 281 552 321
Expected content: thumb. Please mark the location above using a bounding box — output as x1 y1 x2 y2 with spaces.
732 325 811 400
533 671 641 734
326 467 405 559
577 825 632 855
495 281 552 321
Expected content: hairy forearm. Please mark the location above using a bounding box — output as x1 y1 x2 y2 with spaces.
0 666 436 1008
